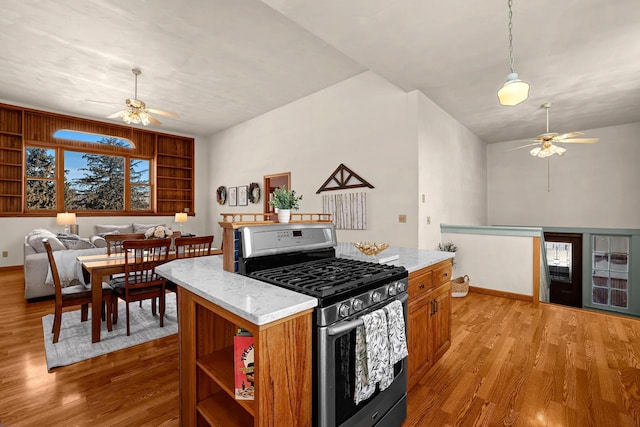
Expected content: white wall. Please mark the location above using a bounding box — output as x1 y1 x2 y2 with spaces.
488 122 640 228
442 232 535 296
208 71 418 247
412 91 487 250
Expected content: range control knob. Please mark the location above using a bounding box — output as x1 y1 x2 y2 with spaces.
352 298 364 312
339 304 350 318
388 283 397 296
396 281 407 293
371 291 382 303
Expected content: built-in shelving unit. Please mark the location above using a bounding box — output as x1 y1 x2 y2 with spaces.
156 135 194 214
178 287 312 426
0 101 196 216
0 106 23 213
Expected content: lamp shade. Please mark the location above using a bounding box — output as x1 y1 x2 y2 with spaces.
56 212 76 225
175 213 188 223
498 73 530 106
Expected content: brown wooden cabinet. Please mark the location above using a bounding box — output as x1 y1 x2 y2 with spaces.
407 258 452 390
178 286 313 426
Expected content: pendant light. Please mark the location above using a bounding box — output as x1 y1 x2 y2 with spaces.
497 0 530 106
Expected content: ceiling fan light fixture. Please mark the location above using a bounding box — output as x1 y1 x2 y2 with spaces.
498 0 529 106
498 72 530 106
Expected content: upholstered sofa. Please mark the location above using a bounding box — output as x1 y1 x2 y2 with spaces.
23 223 167 301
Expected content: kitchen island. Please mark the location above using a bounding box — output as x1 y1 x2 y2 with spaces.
156 255 317 426
156 243 455 425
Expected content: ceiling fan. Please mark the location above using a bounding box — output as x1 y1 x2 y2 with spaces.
92 68 178 126
513 102 599 158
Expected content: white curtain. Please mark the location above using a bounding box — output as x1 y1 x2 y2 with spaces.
322 192 366 230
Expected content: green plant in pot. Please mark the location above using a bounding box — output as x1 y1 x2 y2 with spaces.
269 186 303 223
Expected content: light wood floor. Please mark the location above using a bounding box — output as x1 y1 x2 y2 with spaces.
1 268 639 426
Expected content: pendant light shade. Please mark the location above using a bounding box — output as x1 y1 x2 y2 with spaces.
498 72 530 106
498 0 529 106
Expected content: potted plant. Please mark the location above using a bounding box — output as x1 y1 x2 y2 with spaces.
269 186 303 223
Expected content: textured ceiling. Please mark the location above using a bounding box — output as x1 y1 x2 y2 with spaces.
1 0 639 142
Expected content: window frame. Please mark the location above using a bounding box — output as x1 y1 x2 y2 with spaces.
24 141 155 214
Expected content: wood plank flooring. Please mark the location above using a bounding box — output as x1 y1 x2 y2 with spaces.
1 269 639 426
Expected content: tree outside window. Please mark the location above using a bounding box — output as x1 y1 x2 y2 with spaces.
27 137 152 212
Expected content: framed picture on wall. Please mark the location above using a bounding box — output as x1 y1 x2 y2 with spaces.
238 185 248 206
228 186 237 207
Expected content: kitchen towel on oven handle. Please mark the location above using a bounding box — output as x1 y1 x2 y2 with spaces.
383 299 409 365
354 308 393 404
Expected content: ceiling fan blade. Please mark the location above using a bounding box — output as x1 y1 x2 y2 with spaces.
106 111 123 119
508 142 540 151
560 138 599 144
86 99 121 105
147 108 179 118
147 114 162 125
555 132 584 140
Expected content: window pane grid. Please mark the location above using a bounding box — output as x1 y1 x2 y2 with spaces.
591 235 630 309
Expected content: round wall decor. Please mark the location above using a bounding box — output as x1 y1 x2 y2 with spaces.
248 182 261 204
216 186 227 205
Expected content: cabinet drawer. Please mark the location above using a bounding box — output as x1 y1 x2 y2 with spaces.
433 263 452 286
408 269 434 300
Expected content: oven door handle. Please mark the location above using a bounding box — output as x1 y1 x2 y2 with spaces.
326 293 408 337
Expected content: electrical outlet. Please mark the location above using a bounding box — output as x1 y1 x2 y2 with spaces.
422 194 425 203
2 251 7 258
399 214 407 223
427 216 431 224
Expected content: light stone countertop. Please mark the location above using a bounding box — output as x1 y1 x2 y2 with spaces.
335 242 455 273
156 244 454 325
155 255 317 326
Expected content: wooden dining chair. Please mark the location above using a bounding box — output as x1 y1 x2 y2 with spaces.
44 239 113 343
105 233 146 255
111 238 171 336
175 235 214 258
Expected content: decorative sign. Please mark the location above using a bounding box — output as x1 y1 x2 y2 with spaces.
316 163 374 193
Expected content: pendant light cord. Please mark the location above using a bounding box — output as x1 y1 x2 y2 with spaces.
507 0 515 74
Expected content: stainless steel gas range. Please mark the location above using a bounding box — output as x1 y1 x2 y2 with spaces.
238 223 409 427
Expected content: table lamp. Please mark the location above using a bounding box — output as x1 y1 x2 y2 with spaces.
56 212 76 234
175 212 188 235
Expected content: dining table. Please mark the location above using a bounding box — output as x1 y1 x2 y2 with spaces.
78 247 222 343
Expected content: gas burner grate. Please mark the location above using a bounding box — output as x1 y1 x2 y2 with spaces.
248 257 406 299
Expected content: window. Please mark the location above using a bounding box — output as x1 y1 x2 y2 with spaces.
53 129 134 148
27 138 152 212
25 147 57 210
592 235 629 309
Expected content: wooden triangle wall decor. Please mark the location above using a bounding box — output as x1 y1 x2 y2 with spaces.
316 163 374 193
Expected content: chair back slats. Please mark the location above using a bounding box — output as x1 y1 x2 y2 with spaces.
175 235 214 258
105 233 146 255
123 238 171 290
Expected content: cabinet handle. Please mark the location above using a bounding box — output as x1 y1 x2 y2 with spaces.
443 273 448 278
435 299 439 313
419 283 425 290
430 300 435 316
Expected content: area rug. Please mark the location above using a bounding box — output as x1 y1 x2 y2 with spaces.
42 293 178 371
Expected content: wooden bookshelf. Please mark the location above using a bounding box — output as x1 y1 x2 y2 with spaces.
178 287 312 426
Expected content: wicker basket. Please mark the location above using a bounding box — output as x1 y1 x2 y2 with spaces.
451 275 470 297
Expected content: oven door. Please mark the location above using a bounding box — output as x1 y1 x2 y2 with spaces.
317 294 408 427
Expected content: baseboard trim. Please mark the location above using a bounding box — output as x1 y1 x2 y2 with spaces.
0 265 22 272
469 286 533 302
